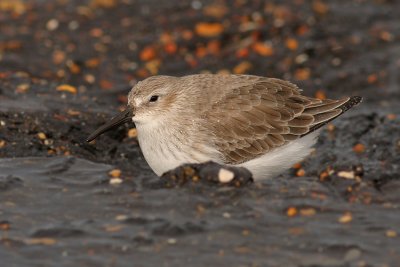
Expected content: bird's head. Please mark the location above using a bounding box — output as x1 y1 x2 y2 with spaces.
86 76 179 142
127 75 180 124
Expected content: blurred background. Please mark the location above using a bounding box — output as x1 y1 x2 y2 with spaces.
1 0 399 111
0 1 399 266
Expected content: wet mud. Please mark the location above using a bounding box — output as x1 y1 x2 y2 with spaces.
1 0 400 266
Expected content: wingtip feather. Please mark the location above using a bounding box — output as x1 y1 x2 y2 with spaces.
341 96 362 112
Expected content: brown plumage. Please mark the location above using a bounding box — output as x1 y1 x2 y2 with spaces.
199 75 361 164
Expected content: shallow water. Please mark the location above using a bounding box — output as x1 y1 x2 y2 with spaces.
1 136 400 266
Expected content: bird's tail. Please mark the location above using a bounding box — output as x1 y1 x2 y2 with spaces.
301 96 363 136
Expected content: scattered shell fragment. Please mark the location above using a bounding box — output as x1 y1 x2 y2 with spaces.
222 212 231 218
218 168 234 183
353 143 365 153
24 238 57 245
127 128 138 138
167 238 177 244
46 19 59 31
56 84 77 94
296 168 305 177
338 212 353 223
252 42 274 56
327 124 335 132
0 221 10 230
233 61 252 74
108 169 121 177
115 215 128 221
67 109 81 116
195 22 224 37
294 68 311 80
104 224 124 232
386 230 397 238
338 171 355 179
242 229 250 236
300 208 316 216
344 248 361 262
295 53 308 64
315 90 327 100
109 177 123 185
285 38 298 50
292 163 302 169
37 132 47 140
286 207 297 217
16 83 30 93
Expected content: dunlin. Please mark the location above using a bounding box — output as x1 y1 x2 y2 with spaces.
87 74 361 180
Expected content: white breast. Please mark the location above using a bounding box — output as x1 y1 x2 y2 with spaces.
136 119 219 176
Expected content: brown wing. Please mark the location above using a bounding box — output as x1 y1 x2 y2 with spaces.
203 77 361 164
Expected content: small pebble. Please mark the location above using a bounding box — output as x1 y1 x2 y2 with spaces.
300 208 316 216
344 248 361 262
296 168 305 177
115 215 128 221
287 207 297 217
46 19 59 31
338 212 353 223
109 178 123 185
108 169 121 177
16 83 30 93
331 57 342 66
44 139 52 146
56 84 77 94
84 74 96 84
37 132 47 140
386 230 397 238
222 212 231 219
295 53 308 64
338 171 355 179
353 143 365 153
68 20 79 30
167 238 177 244
127 128 137 138
218 168 234 183
191 0 202 10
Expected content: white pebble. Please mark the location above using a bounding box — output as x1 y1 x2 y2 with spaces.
115 215 128 221
68 21 79 30
46 19 59 31
338 171 355 179
167 238 177 244
218 168 234 183
191 0 202 10
222 212 231 219
109 177 123 185
295 54 309 64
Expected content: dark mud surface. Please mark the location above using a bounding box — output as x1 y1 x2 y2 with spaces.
1 0 400 266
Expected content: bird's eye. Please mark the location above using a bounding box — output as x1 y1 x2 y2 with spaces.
149 95 159 102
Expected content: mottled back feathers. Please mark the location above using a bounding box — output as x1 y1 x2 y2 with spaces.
185 75 362 165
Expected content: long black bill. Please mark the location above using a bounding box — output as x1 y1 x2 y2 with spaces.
86 109 133 142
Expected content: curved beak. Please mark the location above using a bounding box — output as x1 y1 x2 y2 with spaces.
86 109 133 142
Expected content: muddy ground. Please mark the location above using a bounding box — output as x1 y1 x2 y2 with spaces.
1 0 400 266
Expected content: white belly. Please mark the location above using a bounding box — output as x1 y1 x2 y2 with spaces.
238 130 320 180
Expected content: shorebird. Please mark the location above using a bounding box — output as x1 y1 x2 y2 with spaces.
87 74 361 180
